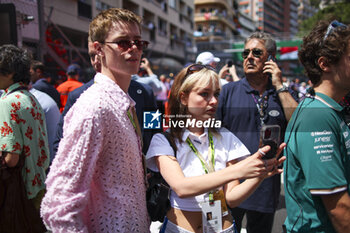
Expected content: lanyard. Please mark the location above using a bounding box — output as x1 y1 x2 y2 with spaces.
127 109 137 130
127 107 143 149
251 93 268 127
127 107 148 186
186 130 216 203
186 130 215 174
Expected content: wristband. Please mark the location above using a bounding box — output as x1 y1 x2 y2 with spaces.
276 86 289 94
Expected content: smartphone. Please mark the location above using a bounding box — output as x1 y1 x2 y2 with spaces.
266 55 276 78
268 55 276 62
259 125 280 159
227 60 233 67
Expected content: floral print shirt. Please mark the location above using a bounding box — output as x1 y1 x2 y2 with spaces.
0 82 49 199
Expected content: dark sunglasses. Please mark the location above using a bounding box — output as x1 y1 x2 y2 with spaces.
185 64 216 77
323 20 347 41
242 48 264 59
104 39 149 51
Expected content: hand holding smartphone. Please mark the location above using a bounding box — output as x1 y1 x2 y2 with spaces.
259 125 280 159
267 55 276 62
266 55 276 78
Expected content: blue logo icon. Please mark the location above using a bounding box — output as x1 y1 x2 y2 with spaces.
144 110 162 129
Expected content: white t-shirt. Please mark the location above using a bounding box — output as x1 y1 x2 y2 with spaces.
146 128 250 212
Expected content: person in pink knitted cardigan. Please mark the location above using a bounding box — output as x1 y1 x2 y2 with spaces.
41 8 150 232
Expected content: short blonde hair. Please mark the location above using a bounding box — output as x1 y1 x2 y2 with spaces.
89 8 142 43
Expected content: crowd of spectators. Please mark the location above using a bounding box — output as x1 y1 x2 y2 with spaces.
1 9 349 233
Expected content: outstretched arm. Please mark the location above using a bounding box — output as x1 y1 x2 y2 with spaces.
140 58 154 76
224 143 285 208
218 64 240 82
156 146 274 198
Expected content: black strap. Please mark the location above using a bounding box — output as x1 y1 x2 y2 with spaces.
0 152 7 169
161 131 177 158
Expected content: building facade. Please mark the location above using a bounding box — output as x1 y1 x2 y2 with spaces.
193 0 240 65
238 0 299 39
0 0 196 79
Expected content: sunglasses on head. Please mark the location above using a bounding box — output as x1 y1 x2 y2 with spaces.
185 64 216 77
242 48 264 59
104 39 150 51
323 20 347 41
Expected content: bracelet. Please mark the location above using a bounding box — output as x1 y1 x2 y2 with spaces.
276 86 289 94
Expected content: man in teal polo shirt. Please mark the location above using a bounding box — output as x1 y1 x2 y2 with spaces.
284 20 350 233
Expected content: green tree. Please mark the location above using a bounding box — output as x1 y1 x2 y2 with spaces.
309 0 321 8
298 2 350 37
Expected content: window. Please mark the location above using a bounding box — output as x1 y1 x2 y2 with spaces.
78 0 92 19
96 0 111 11
169 0 177 9
156 0 168 13
158 18 167 36
187 7 193 17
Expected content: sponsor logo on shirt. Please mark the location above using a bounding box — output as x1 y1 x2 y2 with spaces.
314 144 333 150
314 136 331 143
340 121 345 128
268 110 280 117
310 131 332 137
316 149 333 154
311 131 334 157
320 155 332 162
345 139 350 149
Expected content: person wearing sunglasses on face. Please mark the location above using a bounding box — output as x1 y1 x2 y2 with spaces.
216 32 298 233
284 20 350 233
41 8 150 232
52 39 158 160
146 64 286 233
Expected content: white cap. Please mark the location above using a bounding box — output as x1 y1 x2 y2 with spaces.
195 52 220 65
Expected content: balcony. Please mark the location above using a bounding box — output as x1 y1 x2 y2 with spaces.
238 14 255 31
194 30 228 41
194 13 236 31
195 0 228 8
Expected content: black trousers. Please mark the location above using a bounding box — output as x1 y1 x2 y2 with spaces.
231 207 275 233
